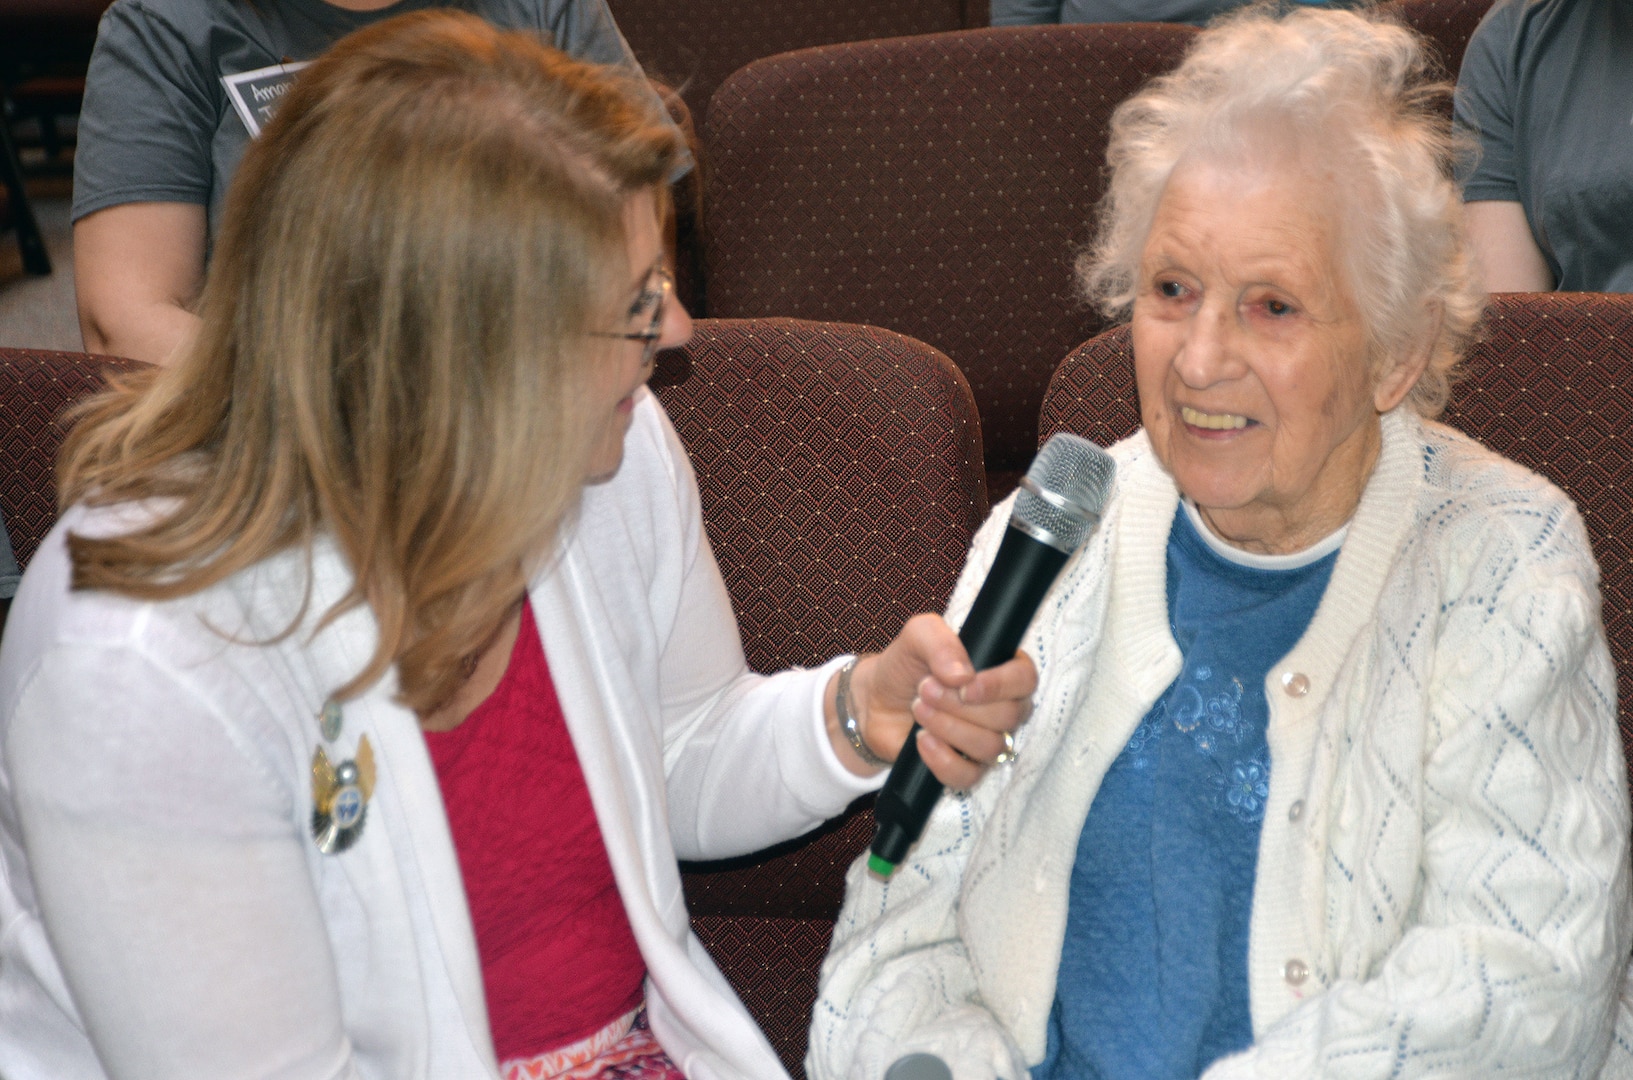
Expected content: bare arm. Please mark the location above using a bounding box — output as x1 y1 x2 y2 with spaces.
74 202 206 364
1465 200 1554 293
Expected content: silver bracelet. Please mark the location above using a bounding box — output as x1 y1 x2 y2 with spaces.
837 657 890 768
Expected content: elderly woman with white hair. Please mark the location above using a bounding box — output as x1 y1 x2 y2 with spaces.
809 7 1633 1079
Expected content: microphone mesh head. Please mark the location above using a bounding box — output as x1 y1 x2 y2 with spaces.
1012 433 1116 553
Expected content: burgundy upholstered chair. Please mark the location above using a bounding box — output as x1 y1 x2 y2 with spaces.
1039 292 1633 774
654 318 986 1076
1393 0 1495 77
605 0 981 127
702 24 1197 500
0 348 139 575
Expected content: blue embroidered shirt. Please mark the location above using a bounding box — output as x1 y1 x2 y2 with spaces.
1033 503 1341 1080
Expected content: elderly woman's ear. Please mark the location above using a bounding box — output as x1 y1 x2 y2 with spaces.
1373 300 1444 414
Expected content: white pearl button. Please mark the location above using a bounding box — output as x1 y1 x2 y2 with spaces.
1288 799 1305 822
1281 671 1310 698
1284 958 1309 985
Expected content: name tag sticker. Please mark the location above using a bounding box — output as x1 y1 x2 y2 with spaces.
222 61 311 137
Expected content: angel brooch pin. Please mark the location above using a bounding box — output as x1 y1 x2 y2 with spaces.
311 734 376 854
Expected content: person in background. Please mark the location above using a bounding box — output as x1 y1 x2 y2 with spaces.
71 0 682 366
810 8 1632 1079
0 14 1034 1079
1455 0 1633 292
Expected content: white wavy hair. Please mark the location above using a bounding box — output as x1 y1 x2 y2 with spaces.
1079 3 1483 417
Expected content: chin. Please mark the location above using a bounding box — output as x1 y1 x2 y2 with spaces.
584 453 625 485
1170 466 1257 513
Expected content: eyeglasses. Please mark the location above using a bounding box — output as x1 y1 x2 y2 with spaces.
592 264 674 367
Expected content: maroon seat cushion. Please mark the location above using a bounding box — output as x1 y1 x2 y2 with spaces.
703 24 1198 495
1040 292 1633 776
656 318 986 1076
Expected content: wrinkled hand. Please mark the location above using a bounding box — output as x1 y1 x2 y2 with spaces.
826 613 1037 788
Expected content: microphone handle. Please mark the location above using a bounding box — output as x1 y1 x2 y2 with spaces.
870 528 1068 869
957 527 1070 671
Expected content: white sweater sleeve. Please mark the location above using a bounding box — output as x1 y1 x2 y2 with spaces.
7 645 361 1080
1207 505 1631 1078
808 501 1030 1080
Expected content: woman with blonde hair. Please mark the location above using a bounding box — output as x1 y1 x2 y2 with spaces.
811 7 1632 1079
0 12 1034 1080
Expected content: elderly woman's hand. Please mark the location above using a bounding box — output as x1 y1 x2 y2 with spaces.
825 613 1037 786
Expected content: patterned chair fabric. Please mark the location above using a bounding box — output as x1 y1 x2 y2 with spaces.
0 348 139 571
1039 292 1633 774
1393 0 1494 78
605 0 981 127
656 318 986 1077
702 24 1197 498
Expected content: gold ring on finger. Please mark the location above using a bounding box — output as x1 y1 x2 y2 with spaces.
994 730 1017 765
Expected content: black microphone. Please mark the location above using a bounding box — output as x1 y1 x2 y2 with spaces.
868 433 1116 877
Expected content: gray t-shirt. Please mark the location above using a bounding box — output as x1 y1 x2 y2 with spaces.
1455 0 1633 293
72 0 650 241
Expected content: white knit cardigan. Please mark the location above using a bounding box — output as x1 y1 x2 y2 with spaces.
809 410 1633 1080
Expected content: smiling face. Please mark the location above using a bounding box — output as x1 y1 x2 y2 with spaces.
584 187 693 483
1132 157 1421 554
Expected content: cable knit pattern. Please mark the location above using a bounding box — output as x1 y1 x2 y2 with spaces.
809 409 1632 1080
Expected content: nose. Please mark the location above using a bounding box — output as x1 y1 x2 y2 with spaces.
658 292 693 353
1172 300 1245 389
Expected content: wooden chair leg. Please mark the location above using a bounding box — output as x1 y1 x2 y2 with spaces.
0 106 52 276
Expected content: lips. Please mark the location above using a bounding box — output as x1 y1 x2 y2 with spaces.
1180 405 1250 430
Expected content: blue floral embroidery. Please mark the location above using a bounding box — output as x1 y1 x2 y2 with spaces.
1118 702 1166 769
1168 668 1248 752
1211 752 1271 824
1169 683 1206 732
1201 677 1248 744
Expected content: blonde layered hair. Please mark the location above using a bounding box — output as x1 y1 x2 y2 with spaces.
60 10 684 713
1080 4 1484 417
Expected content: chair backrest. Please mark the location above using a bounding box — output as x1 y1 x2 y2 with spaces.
1039 292 1633 774
655 318 986 1077
1393 0 1494 78
606 0 979 127
702 24 1198 496
0 348 140 572
653 317 988 674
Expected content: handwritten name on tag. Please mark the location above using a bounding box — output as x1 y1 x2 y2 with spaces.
222 61 312 137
